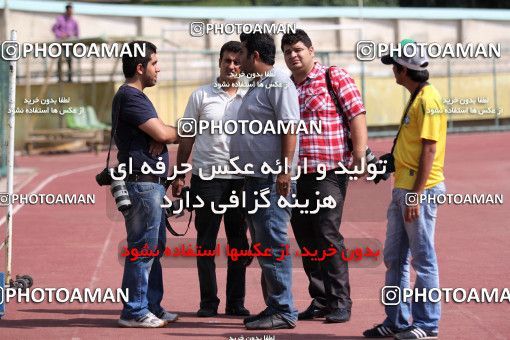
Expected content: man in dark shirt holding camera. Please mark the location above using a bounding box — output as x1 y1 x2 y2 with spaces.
112 41 178 328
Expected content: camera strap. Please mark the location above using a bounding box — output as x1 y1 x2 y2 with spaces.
105 99 121 169
390 82 429 155
165 213 193 237
325 66 353 150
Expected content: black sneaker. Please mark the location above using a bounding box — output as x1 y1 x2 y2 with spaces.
245 313 295 330
196 308 218 317
243 309 270 325
225 306 250 316
324 308 351 323
298 303 329 320
363 324 398 338
394 327 438 339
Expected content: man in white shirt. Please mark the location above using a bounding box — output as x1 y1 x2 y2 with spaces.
172 41 250 318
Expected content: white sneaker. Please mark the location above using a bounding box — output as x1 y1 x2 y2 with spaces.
118 312 166 328
157 310 179 323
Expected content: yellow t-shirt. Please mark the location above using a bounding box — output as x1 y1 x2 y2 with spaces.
393 84 447 190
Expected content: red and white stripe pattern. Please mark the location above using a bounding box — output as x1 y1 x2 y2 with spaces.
293 62 366 173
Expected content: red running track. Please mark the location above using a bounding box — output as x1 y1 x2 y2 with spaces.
0 131 509 339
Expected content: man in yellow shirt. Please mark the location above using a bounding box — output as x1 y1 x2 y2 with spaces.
363 41 446 340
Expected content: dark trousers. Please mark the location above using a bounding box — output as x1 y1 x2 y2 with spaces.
191 175 249 310
57 55 72 82
290 170 352 311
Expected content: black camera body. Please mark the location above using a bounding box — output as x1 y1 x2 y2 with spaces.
374 152 395 184
364 148 394 184
379 153 395 173
95 167 132 211
95 168 113 186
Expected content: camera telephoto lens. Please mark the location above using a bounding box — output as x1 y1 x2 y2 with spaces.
110 180 132 211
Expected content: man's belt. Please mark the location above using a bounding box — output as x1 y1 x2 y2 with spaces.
126 173 165 185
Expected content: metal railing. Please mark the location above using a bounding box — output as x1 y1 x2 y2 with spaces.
6 47 510 140
0 58 8 177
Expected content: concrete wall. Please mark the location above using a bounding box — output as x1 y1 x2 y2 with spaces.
4 10 510 51
4 6 510 150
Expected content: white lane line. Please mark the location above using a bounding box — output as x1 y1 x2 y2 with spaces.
15 171 38 193
88 226 114 290
0 163 103 227
0 163 104 249
452 303 507 340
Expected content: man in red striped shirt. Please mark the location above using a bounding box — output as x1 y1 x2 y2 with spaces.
282 29 368 323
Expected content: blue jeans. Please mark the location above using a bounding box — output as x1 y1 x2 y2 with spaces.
383 182 446 332
120 182 166 320
244 175 298 324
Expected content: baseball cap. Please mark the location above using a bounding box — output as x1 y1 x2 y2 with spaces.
381 38 429 71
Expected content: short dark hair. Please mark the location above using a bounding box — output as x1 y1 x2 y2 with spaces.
395 63 430 82
281 29 312 51
122 41 157 78
65 4 73 11
219 41 242 61
239 33 275 66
